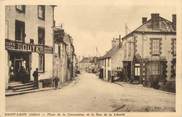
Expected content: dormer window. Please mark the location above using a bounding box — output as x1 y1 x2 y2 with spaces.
16 5 25 13
38 5 45 20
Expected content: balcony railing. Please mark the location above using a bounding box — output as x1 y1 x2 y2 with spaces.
5 39 53 54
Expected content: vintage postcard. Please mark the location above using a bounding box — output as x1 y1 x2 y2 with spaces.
0 0 182 117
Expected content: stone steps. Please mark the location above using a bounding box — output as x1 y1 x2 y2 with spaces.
8 81 36 92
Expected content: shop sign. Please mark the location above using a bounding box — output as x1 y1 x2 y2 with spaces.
5 39 53 54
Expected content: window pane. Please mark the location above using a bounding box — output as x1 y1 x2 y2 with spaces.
38 27 45 44
135 67 140 76
38 6 45 19
152 39 160 55
16 5 24 11
151 63 160 75
15 20 25 42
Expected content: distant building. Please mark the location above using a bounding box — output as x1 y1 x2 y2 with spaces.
79 57 92 72
79 57 99 73
5 5 55 89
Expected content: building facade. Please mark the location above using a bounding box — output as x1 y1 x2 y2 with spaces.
99 35 124 81
5 5 55 89
64 33 75 81
79 57 99 73
53 27 77 84
53 27 68 84
100 13 176 92
122 13 176 90
73 54 78 77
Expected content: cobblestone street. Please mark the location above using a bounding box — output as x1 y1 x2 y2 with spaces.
6 72 175 112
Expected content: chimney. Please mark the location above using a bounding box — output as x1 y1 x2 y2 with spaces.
112 37 121 47
142 17 147 24
172 14 176 30
112 38 116 47
119 35 122 47
151 13 160 29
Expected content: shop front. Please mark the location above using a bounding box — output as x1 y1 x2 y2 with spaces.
8 51 31 83
123 54 143 84
5 39 46 84
143 58 167 88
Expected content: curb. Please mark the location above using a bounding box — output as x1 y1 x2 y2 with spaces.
5 88 54 97
6 78 78 97
114 82 176 95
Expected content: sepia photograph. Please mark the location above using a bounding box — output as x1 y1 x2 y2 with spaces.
2 0 181 115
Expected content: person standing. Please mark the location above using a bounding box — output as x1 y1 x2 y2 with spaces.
53 76 60 89
33 68 39 88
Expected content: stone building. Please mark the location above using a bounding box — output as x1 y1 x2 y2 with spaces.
122 13 176 91
99 35 124 81
64 33 75 80
5 5 55 89
73 53 78 77
53 27 68 84
100 13 176 92
53 27 77 84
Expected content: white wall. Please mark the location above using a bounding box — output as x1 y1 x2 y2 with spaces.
5 5 54 86
31 53 39 80
102 58 111 81
111 47 124 71
5 51 9 89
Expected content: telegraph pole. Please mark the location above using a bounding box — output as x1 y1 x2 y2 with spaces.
125 23 128 35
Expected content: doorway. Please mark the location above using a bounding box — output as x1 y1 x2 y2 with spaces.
134 63 141 83
8 51 31 83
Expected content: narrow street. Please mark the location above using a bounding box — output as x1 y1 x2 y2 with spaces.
6 72 175 112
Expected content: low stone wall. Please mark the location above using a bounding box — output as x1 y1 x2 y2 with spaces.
143 80 175 93
39 79 53 88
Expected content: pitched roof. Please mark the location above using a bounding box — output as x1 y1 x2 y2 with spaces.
80 57 93 63
100 46 120 59
122 16 176 39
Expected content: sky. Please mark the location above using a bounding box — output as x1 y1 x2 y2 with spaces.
54 0 177 58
